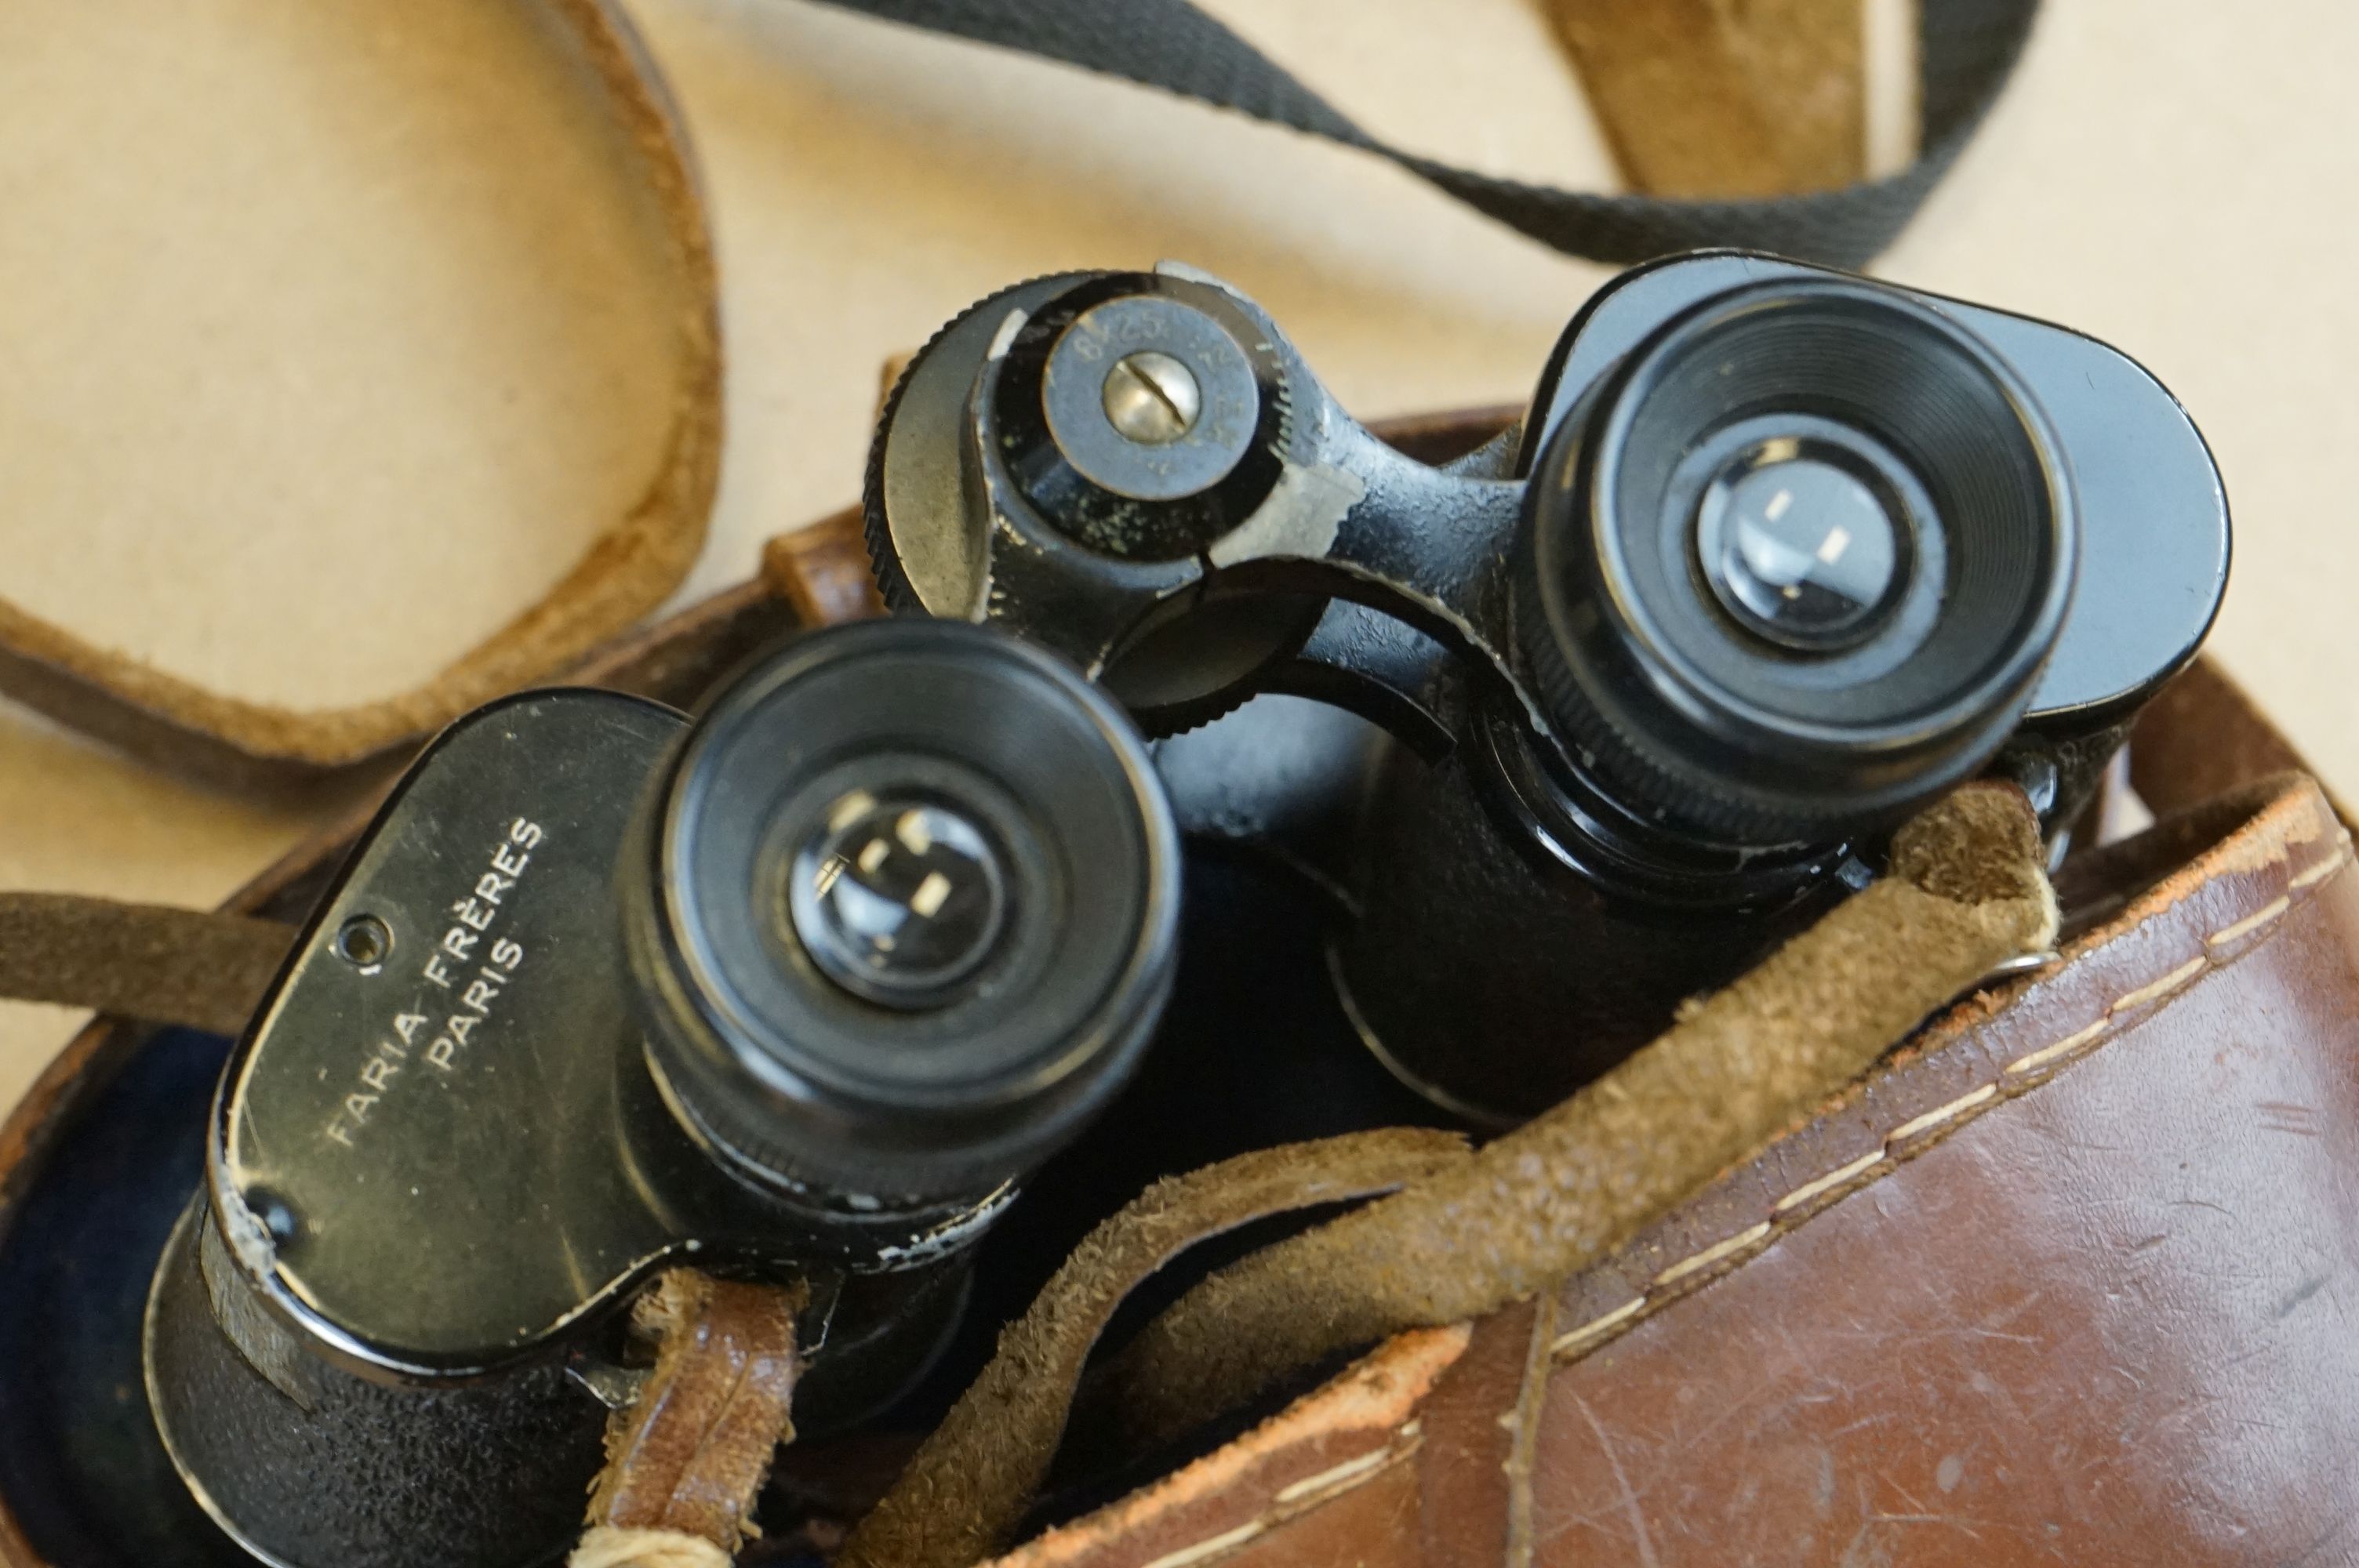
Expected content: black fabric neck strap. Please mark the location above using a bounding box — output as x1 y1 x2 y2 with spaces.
805 0 2039 268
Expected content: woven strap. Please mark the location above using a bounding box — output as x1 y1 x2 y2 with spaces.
806 0 2038 268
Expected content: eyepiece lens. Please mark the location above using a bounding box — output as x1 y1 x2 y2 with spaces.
790 791 1010 1011
1699 439 1903 651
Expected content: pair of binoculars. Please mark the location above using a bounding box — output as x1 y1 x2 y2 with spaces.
145 252 2227 1568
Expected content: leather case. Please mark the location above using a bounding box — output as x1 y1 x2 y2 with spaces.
5 9 2343 1562
954 767 2359 1567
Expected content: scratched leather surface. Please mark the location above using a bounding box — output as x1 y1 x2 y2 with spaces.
987 773 2359 1567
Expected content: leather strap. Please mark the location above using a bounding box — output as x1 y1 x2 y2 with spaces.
576 1271 809 1567
2128 652 2354 827
1090 784 2055 1454
1541 0 1867 198
845 784 2057 1568
0 894 291 1038
841 1130 1470 1568
0 0 722 793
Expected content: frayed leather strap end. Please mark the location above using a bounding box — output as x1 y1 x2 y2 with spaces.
569 1526 732 1568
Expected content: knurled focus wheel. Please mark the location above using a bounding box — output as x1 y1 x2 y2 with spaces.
863 270 1324 736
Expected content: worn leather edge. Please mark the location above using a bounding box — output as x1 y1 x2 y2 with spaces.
0 896 293 1039
0 0 723 788
1081 784 2057 1461
1534 771 2345 1368
990 1328 1470 1568
582 1272 808 1557
841 1131 1474 1568
1542 0 1866 198
2129 654 2354 828
980 770 2348 1568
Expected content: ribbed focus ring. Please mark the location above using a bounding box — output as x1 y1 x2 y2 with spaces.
623 619 1182 1211
1512 278 2076 847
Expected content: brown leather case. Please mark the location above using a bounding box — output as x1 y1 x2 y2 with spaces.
1 425 2351 1564
965 767 2359 1567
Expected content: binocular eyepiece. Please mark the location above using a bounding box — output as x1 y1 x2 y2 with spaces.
147 618 1178 1568
628 619 1180 1207
1515 275 2077 845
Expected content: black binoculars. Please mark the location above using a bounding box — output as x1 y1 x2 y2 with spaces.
145 251 2229 1567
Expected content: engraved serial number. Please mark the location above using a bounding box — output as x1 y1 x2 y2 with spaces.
323 818 540 1150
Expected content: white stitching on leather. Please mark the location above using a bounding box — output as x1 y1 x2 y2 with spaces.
1124 840 2357 1568
1540 837 2351 1370
2001 1017 2108 1078
2109 956 2209 1014
1271 1446 1391 1504
1772 1148 1886 1214
1885 1083 1998 1144
2205 895 2290 947
2291 836 2352 888
1142 1425 1426 1568
1139 1519 1265 1568
1549 1297 1645 1356
1651 1221 1771 1289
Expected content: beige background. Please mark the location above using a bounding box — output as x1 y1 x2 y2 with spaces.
2 0 2353 1110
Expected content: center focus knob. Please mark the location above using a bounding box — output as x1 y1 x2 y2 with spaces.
789 791 1010 1011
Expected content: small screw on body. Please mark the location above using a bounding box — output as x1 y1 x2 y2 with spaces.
333 913 392 971
243 1187 303 1249
1100 351 1201 445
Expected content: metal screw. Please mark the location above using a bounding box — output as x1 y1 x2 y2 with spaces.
1100 351 1201 445
333 913 391 970
244 1186 303 1248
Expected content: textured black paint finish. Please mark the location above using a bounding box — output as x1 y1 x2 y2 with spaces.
1332 742 1834 1126
144 1215 605 1568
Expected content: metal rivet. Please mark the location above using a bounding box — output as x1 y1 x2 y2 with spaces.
1100 351 1201 445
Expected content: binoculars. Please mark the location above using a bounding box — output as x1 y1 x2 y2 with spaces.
146 251 2229 1567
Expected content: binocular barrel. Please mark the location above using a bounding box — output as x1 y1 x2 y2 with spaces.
145 619 1179 1568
